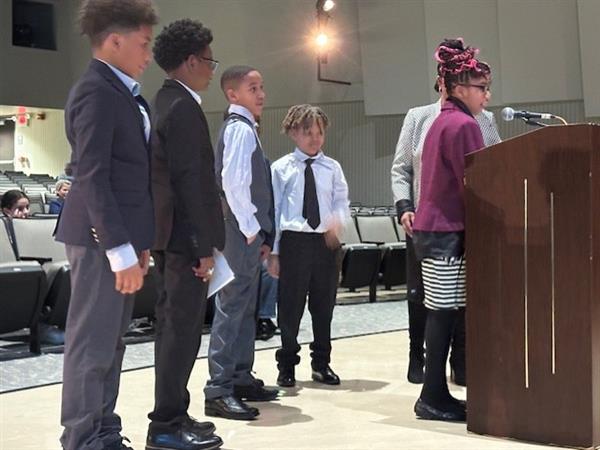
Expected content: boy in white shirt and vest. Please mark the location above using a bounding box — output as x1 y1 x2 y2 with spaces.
204 65 278 421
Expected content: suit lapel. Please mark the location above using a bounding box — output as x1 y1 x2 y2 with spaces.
90 60 148 144
164 79 208 134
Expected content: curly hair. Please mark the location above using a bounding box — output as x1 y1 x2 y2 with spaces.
153 19 213 72
78 0 158 47
281 104 330 134
434 38 491 94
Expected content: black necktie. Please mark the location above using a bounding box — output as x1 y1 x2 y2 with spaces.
303 158 320 229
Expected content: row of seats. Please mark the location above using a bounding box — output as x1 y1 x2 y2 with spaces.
0 170 57 196
0 212 408 355
338 215 406 302
0 217 157 355
0 171 62 215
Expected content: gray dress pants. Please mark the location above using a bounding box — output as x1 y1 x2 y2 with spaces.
60 245 135 450
204 219 262 399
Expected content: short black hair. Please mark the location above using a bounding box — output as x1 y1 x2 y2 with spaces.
1 190 28 210
78 0 158 47
220 65 258 93
153 19 213 72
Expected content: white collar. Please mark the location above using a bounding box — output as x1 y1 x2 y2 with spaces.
173 79 202 105
293 148 323 162
228 104 256 125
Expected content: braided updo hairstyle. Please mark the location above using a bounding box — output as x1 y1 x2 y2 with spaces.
281 104 330 134
435 38 490 94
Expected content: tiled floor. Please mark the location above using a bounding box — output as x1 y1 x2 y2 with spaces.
0 331 574 450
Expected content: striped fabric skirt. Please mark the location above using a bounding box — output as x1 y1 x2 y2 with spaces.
421 256 466 310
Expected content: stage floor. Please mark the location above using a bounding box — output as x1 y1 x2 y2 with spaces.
0 330 569 450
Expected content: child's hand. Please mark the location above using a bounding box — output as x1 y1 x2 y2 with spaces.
324 230 340 250
138 250 150 276
115 263 144 294
193 256 215 282
324 217 343 249
260 244 271 261
267 254 280 278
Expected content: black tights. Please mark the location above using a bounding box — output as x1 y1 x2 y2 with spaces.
419 308 465 411
408 301 427 357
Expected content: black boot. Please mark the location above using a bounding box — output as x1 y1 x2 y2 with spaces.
449 308 466 386
415 309 465 422
407 301 427 384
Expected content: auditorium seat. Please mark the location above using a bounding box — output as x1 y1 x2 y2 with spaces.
12 218 159 327
12 218 71 329
338 217 382 302
355 216 407 289
0 219 46 354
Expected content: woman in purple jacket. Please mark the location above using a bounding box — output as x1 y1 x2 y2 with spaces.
412 39 491 422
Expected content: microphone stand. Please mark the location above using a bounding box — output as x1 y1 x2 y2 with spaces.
522 118 548 128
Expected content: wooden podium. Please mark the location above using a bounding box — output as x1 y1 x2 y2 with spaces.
464 124 600 448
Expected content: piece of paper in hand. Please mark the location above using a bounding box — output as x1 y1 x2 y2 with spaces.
208 250 235 297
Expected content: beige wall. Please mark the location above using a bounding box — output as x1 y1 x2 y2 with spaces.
13 109 70 177
577 0 600 117
358 0 584 114
66 0 365 113
0 0 73 109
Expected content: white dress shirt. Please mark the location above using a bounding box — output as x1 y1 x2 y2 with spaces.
221 104 262 239
271 148 350 254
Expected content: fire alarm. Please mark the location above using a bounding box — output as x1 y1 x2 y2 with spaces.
16 114 29 127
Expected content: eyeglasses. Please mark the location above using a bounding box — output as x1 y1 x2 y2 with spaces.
459 83 491 93
197 56 219 72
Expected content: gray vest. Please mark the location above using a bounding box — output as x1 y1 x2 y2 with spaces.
215 113 273 235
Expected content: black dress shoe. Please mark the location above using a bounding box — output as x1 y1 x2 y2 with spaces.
249 375 265 387
256 319 277 341
182 417 216 436
414 398 466 422
234 383 279 401
276 368 295 387
146 427 222 450
205 395 259 420
311 366 340 385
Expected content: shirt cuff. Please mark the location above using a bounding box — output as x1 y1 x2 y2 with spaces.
272 238 280 255
396 199 415 217
105 243 138 272
238 217 262 240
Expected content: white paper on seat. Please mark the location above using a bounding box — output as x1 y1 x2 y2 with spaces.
208 250 235 298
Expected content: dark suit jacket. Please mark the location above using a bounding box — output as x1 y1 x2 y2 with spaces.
55 59 154 252
151 79 225 259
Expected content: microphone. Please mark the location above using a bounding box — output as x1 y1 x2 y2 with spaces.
502 107 554 121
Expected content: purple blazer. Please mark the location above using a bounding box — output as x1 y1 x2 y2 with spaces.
413 98 485 233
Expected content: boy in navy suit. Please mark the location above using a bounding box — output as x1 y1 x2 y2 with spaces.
55 1 157 449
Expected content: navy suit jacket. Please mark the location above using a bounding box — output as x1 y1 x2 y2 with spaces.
55 59 154 252
151 79 225 258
